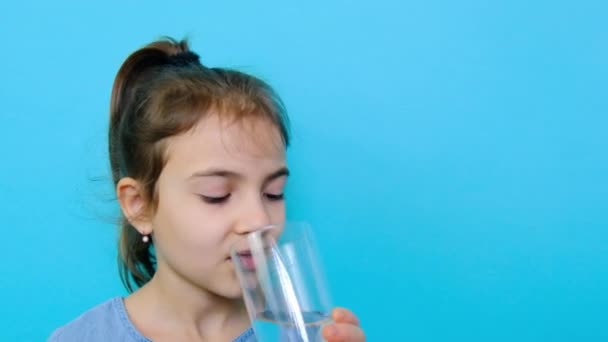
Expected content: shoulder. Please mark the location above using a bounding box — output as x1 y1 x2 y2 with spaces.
47 297 147 342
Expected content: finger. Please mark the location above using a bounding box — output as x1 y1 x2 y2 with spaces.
332 307 360 325
322 323 366 342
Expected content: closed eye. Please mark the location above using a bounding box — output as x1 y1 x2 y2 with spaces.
265 193 284 201
199 194 231 204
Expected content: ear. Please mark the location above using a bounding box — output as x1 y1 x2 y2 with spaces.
116 177 153 235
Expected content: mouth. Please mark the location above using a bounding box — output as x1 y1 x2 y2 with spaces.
228 250 252 258
228 250 256 270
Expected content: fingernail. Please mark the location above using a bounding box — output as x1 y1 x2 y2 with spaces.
334 309 344 321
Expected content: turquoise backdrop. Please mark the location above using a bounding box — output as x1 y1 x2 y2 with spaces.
1 0 606 340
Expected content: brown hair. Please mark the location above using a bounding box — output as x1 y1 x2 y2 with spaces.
109 37 290 292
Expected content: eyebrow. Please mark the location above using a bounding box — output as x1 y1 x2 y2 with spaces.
189 167 290 184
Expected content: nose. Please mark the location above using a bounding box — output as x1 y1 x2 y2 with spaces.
233 195 273 235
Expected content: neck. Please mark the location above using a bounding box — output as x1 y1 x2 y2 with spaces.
125 263 249 340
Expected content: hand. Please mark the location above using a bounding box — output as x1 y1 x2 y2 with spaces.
321 307 366 342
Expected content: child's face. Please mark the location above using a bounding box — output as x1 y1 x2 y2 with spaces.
150 114 287 298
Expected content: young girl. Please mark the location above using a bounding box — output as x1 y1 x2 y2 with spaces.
48 38 365 341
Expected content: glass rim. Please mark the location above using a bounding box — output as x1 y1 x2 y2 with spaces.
228 221 313 255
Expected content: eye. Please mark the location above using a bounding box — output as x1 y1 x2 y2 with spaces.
199 194 231 204
265 193 284 201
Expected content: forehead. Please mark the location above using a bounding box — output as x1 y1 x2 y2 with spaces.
163 114 286 175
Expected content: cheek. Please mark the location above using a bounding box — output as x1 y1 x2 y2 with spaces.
152 191 228 262
269 202 287 225
266 225 285 243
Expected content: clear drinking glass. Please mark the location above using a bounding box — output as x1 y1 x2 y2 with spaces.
230 222 333 342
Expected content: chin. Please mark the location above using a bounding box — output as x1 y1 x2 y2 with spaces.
225 289 244 300
213 275 245 300
217 284 244 300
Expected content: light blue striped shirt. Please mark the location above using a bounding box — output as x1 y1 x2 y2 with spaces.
48 297 256 342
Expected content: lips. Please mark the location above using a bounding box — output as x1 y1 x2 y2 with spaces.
229 250 256 271
230 249 252 258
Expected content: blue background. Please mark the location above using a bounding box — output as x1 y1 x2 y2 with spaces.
1 0 607 340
